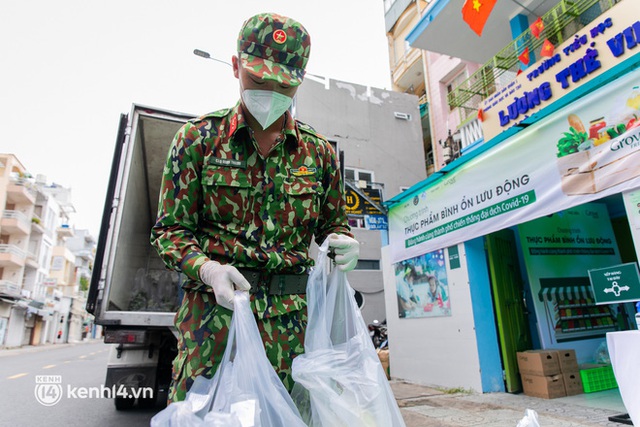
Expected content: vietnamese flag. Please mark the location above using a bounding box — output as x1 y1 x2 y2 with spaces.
530 17 544 39
462 0 498 37
518 47 530 65
541 39 555 57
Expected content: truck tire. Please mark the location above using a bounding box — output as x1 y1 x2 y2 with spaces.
114 396 136 410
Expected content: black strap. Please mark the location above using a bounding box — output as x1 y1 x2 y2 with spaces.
238 269 308 295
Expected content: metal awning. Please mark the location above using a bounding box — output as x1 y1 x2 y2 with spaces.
28 300 44 309
27 305 53 317
538 285 593 302
538 276 594 302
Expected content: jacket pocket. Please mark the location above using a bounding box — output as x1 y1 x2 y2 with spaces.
201 165 253 224
279 177 320 230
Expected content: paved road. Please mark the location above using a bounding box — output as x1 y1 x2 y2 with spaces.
1 341 631 427
0 341 161 427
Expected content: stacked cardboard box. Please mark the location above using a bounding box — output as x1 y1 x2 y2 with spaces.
517 349 584 398
557 349 583 396
517 350 566 399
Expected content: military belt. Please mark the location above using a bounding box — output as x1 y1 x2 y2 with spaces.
238 268 308 295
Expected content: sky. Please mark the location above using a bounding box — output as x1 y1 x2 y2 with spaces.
0 0 392 238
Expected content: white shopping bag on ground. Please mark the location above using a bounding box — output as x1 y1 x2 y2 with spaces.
151 292 307 427
292 239 406 427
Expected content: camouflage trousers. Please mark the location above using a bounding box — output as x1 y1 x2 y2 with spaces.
168 290 307 403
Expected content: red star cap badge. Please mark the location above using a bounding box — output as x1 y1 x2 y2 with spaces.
273 29 287 44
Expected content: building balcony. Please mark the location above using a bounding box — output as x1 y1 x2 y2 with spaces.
0 280 21 298
56 224 75 238
447 0 619 117
25 250 39 269
52 246 75 262
31 215 45 234
391 47 424 94
384 0 414 30
6 178 36 205
0 244 26 268
1 210 31 236
74 249 94 261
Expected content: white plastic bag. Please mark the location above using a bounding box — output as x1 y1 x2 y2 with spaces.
151 292 307 427
516 409 540 427
291 239 406 427
150 401 211 427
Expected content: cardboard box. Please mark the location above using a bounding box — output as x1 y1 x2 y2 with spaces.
377 349 390 380
556 349 579 373
517 350 560 376
521 373 567 399
563 372 584 396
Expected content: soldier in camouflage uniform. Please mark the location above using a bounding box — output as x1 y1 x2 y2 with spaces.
150 12 360 403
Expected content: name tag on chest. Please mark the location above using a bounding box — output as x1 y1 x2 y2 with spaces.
210 157 246 169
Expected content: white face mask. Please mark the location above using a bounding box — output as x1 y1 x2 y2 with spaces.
241 89 293 130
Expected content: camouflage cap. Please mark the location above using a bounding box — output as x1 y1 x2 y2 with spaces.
237 13 311 87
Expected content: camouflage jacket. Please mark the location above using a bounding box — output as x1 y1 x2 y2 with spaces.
150 101 351 316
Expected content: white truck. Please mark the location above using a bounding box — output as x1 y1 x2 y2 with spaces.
87 104 194 410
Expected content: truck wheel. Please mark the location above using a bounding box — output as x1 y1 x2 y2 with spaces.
114 396 136 410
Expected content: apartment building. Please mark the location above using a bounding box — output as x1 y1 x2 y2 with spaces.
0 154 37 346
65 229 96 340
0 154 96 347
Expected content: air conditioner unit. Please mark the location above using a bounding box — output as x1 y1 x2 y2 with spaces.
394 112 411 120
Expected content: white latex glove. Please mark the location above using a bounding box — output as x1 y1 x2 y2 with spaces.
198 261 251 310
328 233 360 272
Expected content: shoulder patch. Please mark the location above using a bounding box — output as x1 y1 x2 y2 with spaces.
296 120 327 140
296 120 317 135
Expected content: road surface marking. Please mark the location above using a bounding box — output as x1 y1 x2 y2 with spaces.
64 361 71 364
42 365 56 369
79 355 87 359
8 373 28 380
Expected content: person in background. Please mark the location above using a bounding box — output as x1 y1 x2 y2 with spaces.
150 12 359 403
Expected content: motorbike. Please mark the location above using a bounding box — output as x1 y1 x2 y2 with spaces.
368 319 388 349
